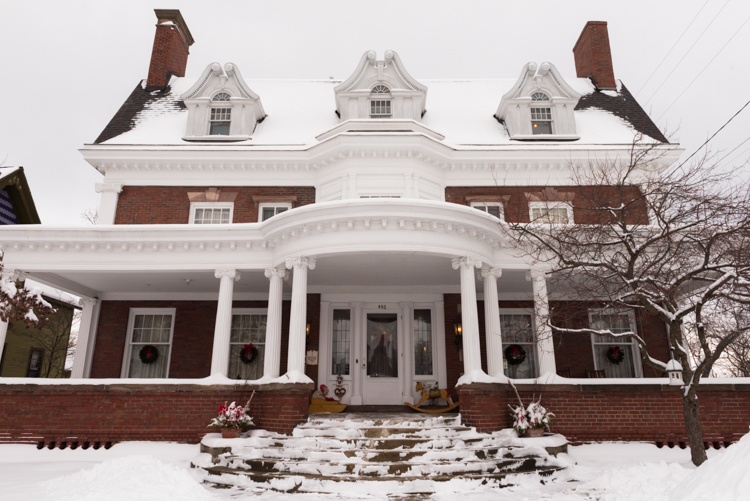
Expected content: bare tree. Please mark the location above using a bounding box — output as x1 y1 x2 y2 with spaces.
685 304 750 377
80 207 98 225
500 136 750 465
15 299 76 378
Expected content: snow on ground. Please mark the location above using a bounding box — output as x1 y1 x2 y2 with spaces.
0 438 744 500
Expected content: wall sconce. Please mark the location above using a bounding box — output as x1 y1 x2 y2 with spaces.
453 304 463 355
305 322 311 347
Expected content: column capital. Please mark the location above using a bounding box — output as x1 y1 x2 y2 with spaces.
264 267 286 279
285 256 316 271
451 256 482 270
78 297 98 308
94 182 123 194
215 269 240 281
481 267 503 279
526 265 551 282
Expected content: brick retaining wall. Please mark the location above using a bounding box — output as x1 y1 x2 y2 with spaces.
457 382 750 444
0 382 313 446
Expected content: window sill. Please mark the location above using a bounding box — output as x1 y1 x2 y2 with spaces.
511 134 580 142
182 135 251 142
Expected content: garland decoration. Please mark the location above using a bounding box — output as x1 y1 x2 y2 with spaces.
239 343 259 365
505 344 527 366
139 345 159 364
606 346 625 365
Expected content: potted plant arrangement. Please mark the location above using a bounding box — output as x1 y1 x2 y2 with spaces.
209 396 254 439
510 399 554 438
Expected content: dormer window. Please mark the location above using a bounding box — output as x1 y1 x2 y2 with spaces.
531 92 549 101
209 93 232 135
370 85 392 118
531 107 552 134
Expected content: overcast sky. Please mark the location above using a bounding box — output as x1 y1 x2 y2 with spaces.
2 0 749 225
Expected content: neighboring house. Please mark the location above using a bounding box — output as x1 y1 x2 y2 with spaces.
0 167 41 225
1 10 747 446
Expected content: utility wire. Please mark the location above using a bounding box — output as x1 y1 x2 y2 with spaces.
720 144 750 169
656 12 750 121
715 135 750 165
676 98 750 169
644 0 731 106
636 0 710 97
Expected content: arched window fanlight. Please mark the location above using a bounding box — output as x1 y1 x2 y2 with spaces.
531 92 550 101
371 85 390 94
212 92 231 102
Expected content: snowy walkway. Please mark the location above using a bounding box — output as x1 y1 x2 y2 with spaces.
0 437 746 500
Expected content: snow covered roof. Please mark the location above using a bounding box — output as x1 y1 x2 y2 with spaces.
94 76 668 148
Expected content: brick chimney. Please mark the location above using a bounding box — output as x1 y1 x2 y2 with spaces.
146 9 195 90
573 21 616 90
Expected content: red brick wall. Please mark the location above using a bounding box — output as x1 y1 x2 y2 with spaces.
444 186 648 224
458 382 750 444
0 383 313 445
147 25 189 89
114 186 316 225
91 297 321 382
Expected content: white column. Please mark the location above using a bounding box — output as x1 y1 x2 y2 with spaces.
70 297 98 378
263 267 285 378
350 301 364 405
482 267 504 378
528 266 557 376
285 257 315 376
95 183 123 225
452 256 485 375
210 269 240 377
400 301 414 404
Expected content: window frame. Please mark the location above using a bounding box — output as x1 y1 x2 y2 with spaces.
588 309 643 378
412 306 437 379
498 308 538 379
26 347 45 378
369 86 392 119
229 307 269 381
330 308 352 377
258 202 292 222
120 308 176 378
470 201 505 221
208 92 232 136
530 106 553 135
528 201 574 224
188 202 234 225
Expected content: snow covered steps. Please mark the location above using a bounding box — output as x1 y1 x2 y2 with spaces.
193 412 569 492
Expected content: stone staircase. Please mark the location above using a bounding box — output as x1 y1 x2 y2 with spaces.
193 412 568 495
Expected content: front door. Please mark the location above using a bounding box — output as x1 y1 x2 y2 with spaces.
362 308 402 404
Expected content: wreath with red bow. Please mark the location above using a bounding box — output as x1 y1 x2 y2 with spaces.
606 346 625 364
239 343 259 365
505 344 527 366
138 345 159 364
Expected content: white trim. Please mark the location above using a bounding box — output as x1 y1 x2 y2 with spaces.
588 308 643 378
121 307 176 378
258 202 292 222
188 202 234 224
528 201 574 224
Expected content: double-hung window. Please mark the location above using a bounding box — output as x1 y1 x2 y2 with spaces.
259 203 291 222
370 85 392 118
189 202 233 224
209 92 232 135
528 201 573 224
228 309 267 380
590 310 642 378
500 311 537 379
123 308 175 378
530 92 552 134
471 201 504 220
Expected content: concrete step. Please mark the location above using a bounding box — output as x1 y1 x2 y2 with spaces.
293 426 475 439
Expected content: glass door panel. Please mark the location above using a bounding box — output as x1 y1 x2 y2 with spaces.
366 313 398 378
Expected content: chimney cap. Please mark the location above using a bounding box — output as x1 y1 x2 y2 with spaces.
154 9 194 47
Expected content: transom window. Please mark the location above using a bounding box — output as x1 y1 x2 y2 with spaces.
590 310 641 378
531 107 552 134
331 309 351 376
189 202 233 224
471 202 503 220
212 92 231 102
370 100 392 118
123 309 175 378
529 202 573 224
371 85 390 94
228 310 267 380
531 92 550 101
500 312 537 379
259 203 292 222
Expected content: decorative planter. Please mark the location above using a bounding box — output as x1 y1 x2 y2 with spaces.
220 428 242 439
525 427 545 438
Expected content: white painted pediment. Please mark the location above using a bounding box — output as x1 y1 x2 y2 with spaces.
335 51 427 122
495 62 581 140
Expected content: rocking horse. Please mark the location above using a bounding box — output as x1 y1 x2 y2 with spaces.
404 382 460 414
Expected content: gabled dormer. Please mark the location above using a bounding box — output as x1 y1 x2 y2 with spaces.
335 51 427 121
181 62 266 141
495 62 581 141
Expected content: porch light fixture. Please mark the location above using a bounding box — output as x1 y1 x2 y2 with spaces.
305 322 311 347
453 305 463 349
666 359 683 386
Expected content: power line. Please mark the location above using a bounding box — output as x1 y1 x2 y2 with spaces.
676 98 750 169
644 0 731 106
720 144 750 169
715 136 750 165
656 12 750 121
635 0 710 97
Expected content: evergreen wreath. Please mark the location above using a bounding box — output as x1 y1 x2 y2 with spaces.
606 346 625 364
504 344 527 365
138 345 159 364
239 343 259 365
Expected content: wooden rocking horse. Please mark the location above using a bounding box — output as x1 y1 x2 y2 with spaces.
404 382 459 414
